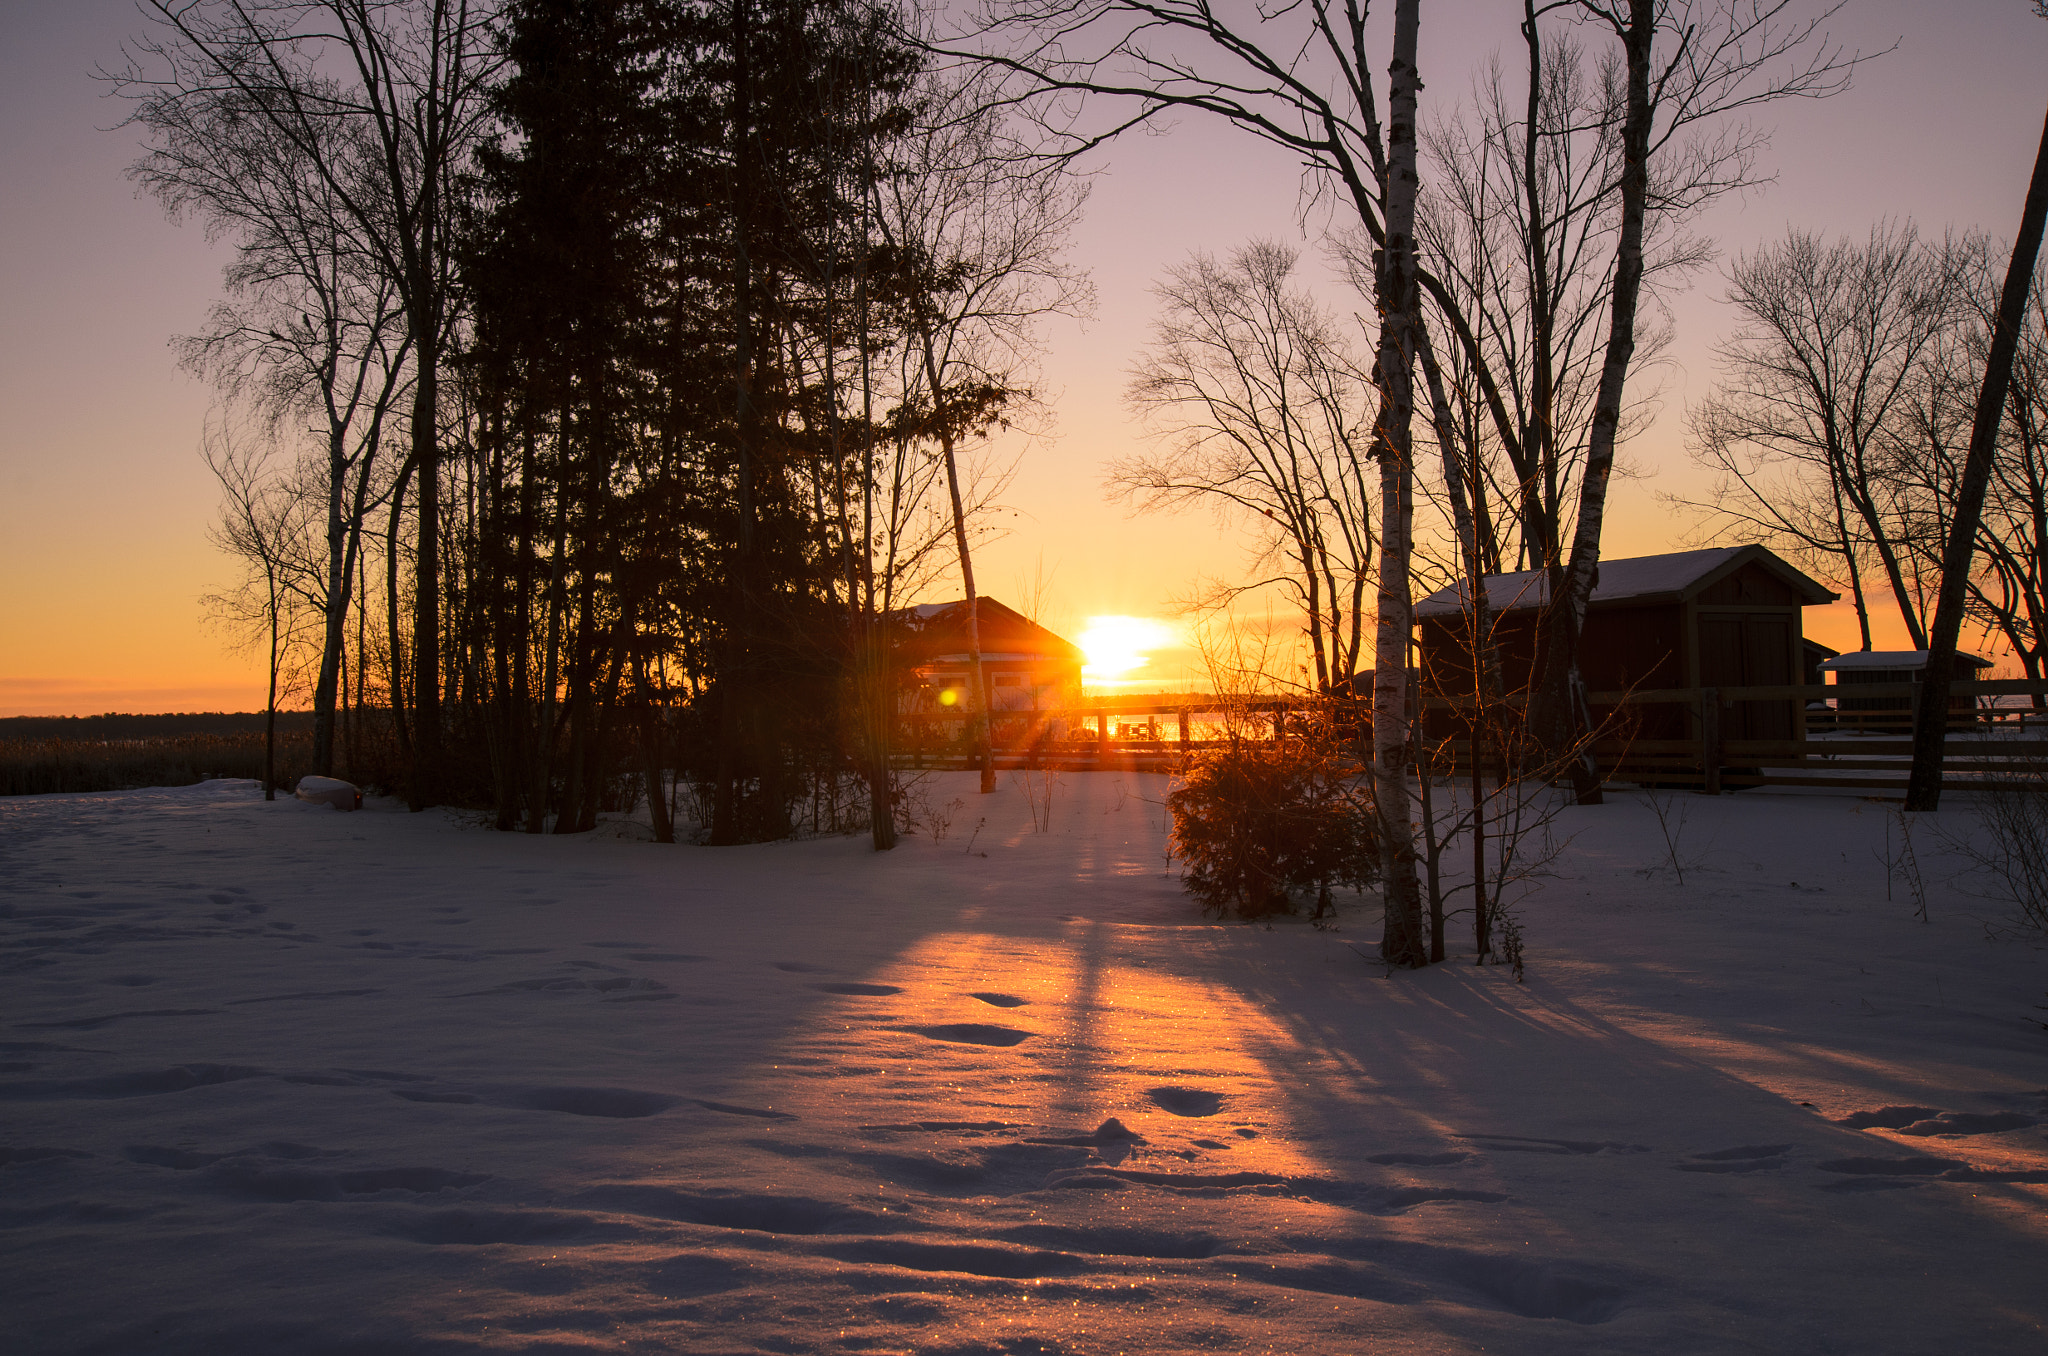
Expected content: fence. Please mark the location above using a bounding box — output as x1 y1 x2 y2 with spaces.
897 679 2048 797
1438 678 2048 798
898 692 1317 773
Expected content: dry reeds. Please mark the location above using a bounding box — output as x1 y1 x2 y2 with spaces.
0 732 317 797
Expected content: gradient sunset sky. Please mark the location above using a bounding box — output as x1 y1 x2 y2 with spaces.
4 1 2046 715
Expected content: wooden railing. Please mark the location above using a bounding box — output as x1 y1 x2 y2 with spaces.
894 680 2048 795
1430 678 2048 797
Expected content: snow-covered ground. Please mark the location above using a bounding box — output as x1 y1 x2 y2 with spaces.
3 773 2043 1355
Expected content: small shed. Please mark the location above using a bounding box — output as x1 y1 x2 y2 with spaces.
1413 545 1838 741
1818 649 1992 730
901 598 1083 716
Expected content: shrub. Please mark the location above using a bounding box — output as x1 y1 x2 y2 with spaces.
1167 736 1378 919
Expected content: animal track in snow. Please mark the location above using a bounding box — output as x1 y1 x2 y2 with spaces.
1675 1145 1794 1174
225 989 380 1006
1367 1151 1470 1166
816 982 901 996
391 1209 619 1247
904 1023 1031 1047
1818 1154 1962 1176
693 1099 797 1121
0 1146 93 1167
773 961 833 974
1456 1133 1650 1156
508 1086 680 1119
966 992 1028 1007
1148 1086 1225 1118
574 1184 914 1236
19 1008 223 1031
0 1063 266 1100
460 975 669 999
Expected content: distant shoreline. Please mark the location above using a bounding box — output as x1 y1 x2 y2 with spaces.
0 711 317 740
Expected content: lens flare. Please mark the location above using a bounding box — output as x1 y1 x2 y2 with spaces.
1078 616 1173 683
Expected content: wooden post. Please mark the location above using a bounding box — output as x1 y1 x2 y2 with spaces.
1096 710 1108 765
1700 687 1722 796
1178 708 1190 751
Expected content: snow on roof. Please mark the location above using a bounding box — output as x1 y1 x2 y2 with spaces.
1818 650 1991 671
1413 546 1833 617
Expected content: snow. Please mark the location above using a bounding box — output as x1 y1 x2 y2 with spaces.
1413 547 1749 616
3 774 2044 1354
1412 545 1840 617
1819 650 1993 672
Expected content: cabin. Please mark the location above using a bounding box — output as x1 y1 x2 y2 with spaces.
1412 545 1838 741
899 598 1084 719
1817 649 1992 731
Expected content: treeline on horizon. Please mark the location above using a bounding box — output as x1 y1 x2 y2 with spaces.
1 713 318 740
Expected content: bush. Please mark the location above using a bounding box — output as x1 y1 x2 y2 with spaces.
1167 736 1378 919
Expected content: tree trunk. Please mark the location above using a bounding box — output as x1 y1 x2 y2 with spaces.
1529 0 1658 807
1906 100 2048 810
1371 0 1427 969
264 569 280 803
938 425 996 794
408 344 440 811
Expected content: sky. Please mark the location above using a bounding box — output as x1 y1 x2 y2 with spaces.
3 1 2047 715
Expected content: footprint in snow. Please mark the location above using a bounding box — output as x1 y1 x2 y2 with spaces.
1675 1144 1795 1173
1367 1150 1471 1166
773 961 833 974
1456 1133 1650 1155
816 982 902 996
1147 1086 1225 1118
1834 1105 2039 1137
967 992 1029 1008
905 1023 1031 1047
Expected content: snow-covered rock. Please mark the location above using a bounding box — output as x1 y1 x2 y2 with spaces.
293 775 360 811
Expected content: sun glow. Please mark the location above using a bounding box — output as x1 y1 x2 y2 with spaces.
1078 616 1174 684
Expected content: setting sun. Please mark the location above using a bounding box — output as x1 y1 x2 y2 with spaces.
1077 615 1174 683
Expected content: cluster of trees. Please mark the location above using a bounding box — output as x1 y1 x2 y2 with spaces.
127 1 2048 961
956 0 2043 957
950 0 1862 962
1687 228 2048 680
116 0 1084 840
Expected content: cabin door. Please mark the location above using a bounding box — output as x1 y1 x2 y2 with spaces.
1699 614 1794 741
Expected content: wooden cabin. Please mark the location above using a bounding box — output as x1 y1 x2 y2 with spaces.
1817 649 1992 731
1413 545 1838 741
900 598 1084 720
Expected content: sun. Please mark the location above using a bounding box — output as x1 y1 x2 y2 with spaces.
1077 616 1174 683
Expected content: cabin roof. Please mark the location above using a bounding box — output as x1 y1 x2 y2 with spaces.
902 597 1084 664
1818 649 1992 672
1412 545 1837 618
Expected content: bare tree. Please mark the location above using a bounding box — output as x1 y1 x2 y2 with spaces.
876 51 1092 796
1116 241 1376 694
113 0 501 808
139 90 413 778
1528 0 1863 804
1954 261 2048 685
1908 94 2048 810
1682 224 1966 650
203 425 319 800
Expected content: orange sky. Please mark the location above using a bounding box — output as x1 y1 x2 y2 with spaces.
3 1 2041 715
